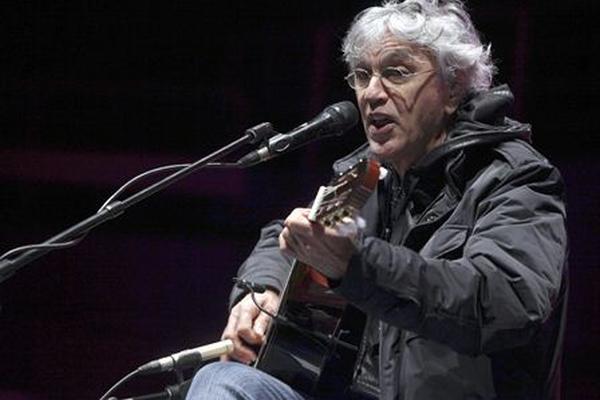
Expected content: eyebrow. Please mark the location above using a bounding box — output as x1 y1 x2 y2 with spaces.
379 47 420 64
357 46 421 69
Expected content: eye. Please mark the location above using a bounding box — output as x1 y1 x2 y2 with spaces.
353 69 371 85
382 66 412 83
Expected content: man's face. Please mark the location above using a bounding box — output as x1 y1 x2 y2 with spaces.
353 35 458 174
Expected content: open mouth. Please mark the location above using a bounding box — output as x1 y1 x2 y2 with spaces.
369 114 394 129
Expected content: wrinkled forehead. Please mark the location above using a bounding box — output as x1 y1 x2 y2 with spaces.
355 33 433 68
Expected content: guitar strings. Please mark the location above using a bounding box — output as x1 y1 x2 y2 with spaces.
237 280 342 353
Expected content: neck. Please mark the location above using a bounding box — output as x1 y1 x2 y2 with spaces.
391 130 448 176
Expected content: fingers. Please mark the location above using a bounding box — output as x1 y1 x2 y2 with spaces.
279 226 305 257
279 207 356 280
220 290 280 364
280 208 319 257
253 295 278 337
283 208 316 236
221 303 258 364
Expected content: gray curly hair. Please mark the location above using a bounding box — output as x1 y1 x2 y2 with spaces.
342 0 496 94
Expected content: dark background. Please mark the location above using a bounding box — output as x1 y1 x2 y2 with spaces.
1 1 598 399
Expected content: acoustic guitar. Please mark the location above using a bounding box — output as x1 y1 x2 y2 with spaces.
254 158 380 397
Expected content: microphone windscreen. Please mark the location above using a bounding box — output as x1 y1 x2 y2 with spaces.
324 101 359 134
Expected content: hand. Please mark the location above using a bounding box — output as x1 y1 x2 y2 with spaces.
279 208 357 280
220 289 280 364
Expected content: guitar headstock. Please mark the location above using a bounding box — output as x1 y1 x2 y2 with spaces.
308 158 380 227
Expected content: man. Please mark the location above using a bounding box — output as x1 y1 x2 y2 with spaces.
186 1 568 399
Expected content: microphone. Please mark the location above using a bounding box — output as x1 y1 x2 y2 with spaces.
238 101 359 167
137 339 234 375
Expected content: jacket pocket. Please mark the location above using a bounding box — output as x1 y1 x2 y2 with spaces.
419 225 470 260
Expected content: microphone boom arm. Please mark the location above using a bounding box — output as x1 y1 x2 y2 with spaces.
0 129 266 283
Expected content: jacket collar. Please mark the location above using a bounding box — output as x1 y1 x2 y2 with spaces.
412 85 531 173
334 85 532 202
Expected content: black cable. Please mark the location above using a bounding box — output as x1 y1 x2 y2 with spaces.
97 162 242 213
99 368 141 400
110 378 192 400
234 279 357 353
0 161 244 266
0 237 86 261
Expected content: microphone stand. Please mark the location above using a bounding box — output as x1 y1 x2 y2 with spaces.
0 124 274 284
109 379 192 400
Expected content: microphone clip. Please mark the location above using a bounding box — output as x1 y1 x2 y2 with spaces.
244 122 279 145
233 277 267 294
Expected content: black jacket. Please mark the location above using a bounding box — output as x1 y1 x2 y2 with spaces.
231 86 568 400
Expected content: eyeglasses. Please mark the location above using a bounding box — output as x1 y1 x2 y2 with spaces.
345 67 435 90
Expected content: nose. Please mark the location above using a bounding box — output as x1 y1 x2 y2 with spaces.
362 75 388 107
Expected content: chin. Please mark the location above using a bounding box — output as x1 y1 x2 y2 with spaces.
367 140 403 164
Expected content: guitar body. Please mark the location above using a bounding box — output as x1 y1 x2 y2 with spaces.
255 260 365 395
254 158 380 396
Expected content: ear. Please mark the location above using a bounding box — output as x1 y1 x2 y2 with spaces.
444 71 466 116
